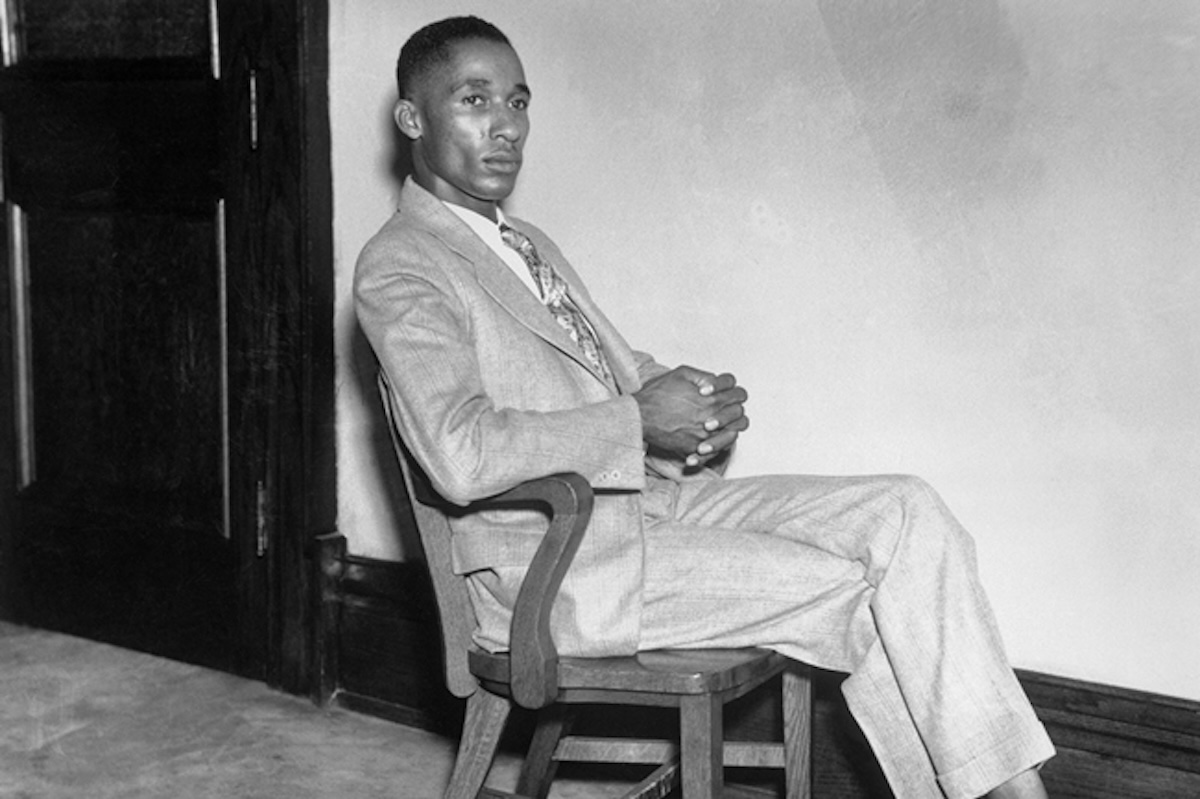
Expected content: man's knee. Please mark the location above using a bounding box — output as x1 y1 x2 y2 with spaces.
885 474 978 565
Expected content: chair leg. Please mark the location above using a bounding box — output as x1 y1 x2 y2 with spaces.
445 690 512 799
516 704 574 799
680 694 723 799
782 666 814 799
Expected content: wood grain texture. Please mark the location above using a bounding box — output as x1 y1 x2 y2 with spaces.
446 690 513 799
516 704 572 798
680 693 723 798
20 0 210 62
783 668 814 799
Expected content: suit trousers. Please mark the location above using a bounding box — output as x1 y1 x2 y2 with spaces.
635 473 1055 799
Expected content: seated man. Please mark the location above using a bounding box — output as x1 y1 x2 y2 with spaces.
354 15 1055 799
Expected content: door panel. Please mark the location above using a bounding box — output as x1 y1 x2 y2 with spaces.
4 79 220 210
1 0 332 690
1 0 248 673
18 0 211 62
25 209 223 530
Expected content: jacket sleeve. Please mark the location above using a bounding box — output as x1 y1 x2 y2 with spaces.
354 228 649 506
633 349 671 383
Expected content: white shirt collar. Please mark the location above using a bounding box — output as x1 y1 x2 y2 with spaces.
442 202 541 296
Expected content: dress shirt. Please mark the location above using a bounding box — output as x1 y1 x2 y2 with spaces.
443 202 541 297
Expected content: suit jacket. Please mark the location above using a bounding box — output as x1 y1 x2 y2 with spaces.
355 177 714 656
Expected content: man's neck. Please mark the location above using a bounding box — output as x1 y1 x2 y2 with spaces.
412 172 500 222
443 197 505 227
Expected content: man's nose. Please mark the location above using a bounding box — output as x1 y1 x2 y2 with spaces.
491 108 523 141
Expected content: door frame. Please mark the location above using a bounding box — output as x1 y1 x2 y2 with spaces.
258 0 335 695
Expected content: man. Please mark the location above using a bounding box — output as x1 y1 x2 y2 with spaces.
355 15 1055 799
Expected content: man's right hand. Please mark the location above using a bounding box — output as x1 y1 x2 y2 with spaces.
632 365 749 467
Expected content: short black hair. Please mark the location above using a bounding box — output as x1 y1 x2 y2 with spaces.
396 16 512 99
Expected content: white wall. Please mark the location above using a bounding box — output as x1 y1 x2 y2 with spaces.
331 1 1200 701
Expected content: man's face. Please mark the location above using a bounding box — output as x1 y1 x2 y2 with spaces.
399 38 530 218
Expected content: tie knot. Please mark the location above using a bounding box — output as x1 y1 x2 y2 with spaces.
498 222 520 244
499 223 535 260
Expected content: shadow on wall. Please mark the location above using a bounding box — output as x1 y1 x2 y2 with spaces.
818 0 1032 333
347 111 421 555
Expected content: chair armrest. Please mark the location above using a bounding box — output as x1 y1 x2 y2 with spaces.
476 472 594 709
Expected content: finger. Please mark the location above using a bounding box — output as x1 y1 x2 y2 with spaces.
673 365 731 397
719 415 750 437
708 372 739 392
709 385 747 406
695 392 745 431
692 372 717 396
674 364 711 383
697 426 744 456
697 372 740 397
702 403 747 434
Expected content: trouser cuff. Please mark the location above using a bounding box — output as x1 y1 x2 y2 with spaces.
937 722 1056 799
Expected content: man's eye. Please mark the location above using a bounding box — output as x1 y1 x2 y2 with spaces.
511 97 529 111
463 95 485 106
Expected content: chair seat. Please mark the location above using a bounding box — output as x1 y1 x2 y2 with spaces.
469 646 789 697
466 645 811 798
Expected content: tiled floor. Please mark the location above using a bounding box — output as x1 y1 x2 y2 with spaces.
0 621 623 798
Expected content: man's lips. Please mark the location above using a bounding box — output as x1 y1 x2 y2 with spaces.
483 153 522 172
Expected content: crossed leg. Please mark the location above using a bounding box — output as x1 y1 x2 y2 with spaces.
637 473 1054 798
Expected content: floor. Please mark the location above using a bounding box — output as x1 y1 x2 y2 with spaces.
0 621 623 799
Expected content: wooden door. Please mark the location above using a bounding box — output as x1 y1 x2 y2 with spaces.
0 0 333 685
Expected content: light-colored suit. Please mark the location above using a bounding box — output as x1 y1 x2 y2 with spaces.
355 177 709 657
354 177 1055 798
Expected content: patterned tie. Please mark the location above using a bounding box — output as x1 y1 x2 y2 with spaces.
499 223 614 384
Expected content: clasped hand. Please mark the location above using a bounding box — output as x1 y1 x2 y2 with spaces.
633 365 749 468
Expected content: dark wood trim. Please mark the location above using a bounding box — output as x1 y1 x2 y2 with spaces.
0 203 15 621
1020 669 1200 773
311 536 1200 798
1018 669 1200 798
277 0 336 699
216 0 335 693
312 532 346 706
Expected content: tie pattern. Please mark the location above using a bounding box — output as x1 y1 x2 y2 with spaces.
500 223 614 384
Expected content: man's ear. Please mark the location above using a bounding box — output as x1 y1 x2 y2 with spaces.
394 99 422 140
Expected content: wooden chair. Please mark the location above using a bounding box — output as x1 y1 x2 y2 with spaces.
378 373 813 798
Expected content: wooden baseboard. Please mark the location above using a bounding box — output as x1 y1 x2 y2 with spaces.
312 534 1200 798
1017 668 1200 798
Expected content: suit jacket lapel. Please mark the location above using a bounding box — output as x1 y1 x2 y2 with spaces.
559 281 641 394
397 179 618 391
508 213 642 394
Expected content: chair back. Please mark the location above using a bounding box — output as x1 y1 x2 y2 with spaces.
377 371 479 698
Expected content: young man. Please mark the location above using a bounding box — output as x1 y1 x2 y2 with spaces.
355 16 1055 799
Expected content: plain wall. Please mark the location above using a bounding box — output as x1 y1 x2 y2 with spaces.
330 1 1200 701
